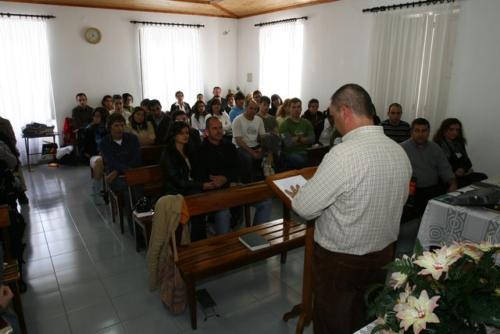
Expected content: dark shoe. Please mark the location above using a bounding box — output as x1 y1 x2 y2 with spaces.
18 193 29 205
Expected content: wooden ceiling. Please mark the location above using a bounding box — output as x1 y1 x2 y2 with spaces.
2 0 339 18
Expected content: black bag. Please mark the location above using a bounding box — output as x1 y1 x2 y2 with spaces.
134 196 152 213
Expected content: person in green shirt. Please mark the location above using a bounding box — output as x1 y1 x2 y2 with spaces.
279 97 314 169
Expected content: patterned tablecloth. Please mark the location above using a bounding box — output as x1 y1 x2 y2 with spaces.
354 322 376 334
417 197 500 249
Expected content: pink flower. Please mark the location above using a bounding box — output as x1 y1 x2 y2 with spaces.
395 290 440 334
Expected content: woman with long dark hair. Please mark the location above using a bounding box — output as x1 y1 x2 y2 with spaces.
160 121 216 241
433 118 486 187
125 107 155 146
270 94 282 116
209 98 231 135
160 121 215 196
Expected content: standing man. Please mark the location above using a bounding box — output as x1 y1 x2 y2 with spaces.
381 103 411 143
207 86 228 114
287 84 412 334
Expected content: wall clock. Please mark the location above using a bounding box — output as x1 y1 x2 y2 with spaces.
85 27 101 44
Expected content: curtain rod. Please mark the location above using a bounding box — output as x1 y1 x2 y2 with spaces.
130 20 204 28
254 16 308 27
362 0 456 13
0 12 55 19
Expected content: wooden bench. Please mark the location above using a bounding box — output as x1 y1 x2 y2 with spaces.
176 181 307 330
140 145 165 165
106 145 165 233
123 165 164 250
0 205 27 334
124 166 268 251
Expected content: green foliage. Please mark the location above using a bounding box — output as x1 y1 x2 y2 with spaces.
367 243 500 334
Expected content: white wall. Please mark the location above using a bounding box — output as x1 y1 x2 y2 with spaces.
237 0 499 176
237 0 384 110
446 0 500 176
0 2 238 131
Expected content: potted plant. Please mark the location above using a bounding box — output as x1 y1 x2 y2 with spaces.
367 241 500 334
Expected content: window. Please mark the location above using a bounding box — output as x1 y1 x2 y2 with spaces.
369 3 460 126
138 25 203 108
0 17 56 164
259 20 304 99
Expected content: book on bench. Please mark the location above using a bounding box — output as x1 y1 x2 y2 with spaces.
239 232 270 251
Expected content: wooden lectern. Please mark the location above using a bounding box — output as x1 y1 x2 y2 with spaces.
265 167 317 334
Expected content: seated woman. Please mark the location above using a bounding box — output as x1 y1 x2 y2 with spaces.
190 101 207 136
160 122 216 241
125 107 155 146
301 98 325 144
433 118 487 188
270 94 282 117
208 98 231 136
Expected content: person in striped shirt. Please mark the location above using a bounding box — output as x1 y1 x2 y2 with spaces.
381 102 410 143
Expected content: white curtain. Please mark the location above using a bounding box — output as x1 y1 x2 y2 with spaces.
139 25 203 109
369 4 460 127
0 17 57 164
259 20 304 99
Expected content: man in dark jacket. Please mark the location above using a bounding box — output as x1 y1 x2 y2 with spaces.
147 99 171 144
100 113 141 233
72 93 93 130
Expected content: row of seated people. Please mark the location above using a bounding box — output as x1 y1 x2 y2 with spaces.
75 87 487 232
98 112 272 241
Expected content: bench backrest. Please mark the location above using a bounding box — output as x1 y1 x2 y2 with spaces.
123 165 163 187
140 145 165 166
185 181 273 216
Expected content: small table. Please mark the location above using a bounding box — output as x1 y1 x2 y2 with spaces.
22 132 58 171
417 197 500 249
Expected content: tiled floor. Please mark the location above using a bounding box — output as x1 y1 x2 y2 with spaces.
21 165 311 334
21 164 417 334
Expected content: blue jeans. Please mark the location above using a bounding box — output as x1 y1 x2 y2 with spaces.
237 148 263 183
213 209 231 235
252 199 273 225
283 152 308 170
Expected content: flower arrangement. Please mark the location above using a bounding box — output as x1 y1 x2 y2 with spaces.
367 241 500 334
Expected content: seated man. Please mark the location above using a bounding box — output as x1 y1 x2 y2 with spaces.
279 98 314 169
381 103 410 143
193 117 239 235
229 91 245 123
83 109 107 196
72 93 93 131
100 113 141 233
401 118 457 216
207 86 228 115
195 117 272 233
302 98 325 144
147 99 171 144
232 99 266 183
111 95 131 121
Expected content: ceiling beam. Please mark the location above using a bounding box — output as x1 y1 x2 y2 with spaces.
1 0 234 18
238 0 339 18
210 3 238 18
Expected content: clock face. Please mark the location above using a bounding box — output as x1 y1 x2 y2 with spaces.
85 27 101 44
